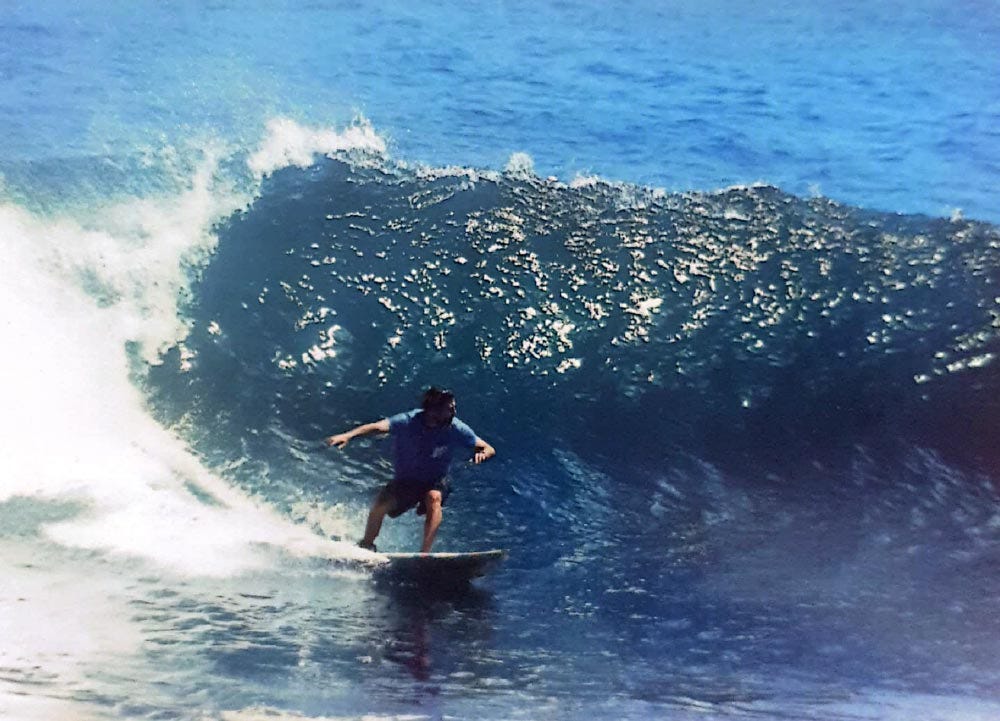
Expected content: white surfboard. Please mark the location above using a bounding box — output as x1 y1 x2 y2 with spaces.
378 549 505 582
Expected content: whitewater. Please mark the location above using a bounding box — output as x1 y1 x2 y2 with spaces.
2 2 999 720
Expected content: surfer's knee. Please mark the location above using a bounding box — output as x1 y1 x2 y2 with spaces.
373 486 395 512
424 489 443 509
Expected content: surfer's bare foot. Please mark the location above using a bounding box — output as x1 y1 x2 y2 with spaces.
357 539 377 552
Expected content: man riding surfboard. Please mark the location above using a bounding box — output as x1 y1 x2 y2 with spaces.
325 387 496 553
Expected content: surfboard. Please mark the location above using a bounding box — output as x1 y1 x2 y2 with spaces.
377 549 505 583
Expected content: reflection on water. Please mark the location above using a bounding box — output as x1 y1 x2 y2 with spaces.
372 577 496 688
115 560 507 716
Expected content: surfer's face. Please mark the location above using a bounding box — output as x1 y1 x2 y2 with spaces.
424 400 456 428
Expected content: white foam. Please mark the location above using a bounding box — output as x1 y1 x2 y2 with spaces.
569 172 602 189
0 131 368 578
247 116 387 178
504 151 536 177
412 163 499 184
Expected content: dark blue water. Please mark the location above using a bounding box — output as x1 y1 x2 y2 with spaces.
3 2 1000 719
153 158 1000 472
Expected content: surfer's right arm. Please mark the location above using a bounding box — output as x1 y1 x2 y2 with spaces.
325 418 390 448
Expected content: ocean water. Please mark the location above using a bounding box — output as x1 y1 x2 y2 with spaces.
2 2 999 720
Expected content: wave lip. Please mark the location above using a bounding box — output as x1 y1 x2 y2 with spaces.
247 117 388 179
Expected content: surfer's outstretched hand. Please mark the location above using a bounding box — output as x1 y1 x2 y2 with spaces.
324 420 390 451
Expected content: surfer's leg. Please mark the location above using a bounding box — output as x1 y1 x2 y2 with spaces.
360 486 396 549
419 489 443 553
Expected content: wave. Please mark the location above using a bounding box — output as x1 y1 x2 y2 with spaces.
4 116 998 576
147 146 1000 483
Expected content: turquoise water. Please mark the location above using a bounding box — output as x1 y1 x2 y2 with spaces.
3 1 998 218
2 2 999 720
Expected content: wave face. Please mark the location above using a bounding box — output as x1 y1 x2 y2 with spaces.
150 157 1000 474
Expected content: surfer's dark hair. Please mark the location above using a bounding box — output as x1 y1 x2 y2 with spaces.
422 387 455 411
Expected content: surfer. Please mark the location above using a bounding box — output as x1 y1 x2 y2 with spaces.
325 387 496 553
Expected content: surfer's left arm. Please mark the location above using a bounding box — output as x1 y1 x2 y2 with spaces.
473 437 496 464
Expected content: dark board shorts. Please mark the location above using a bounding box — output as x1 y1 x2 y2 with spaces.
378 478 452 518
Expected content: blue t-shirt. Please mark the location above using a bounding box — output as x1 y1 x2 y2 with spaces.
388 409 479 485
